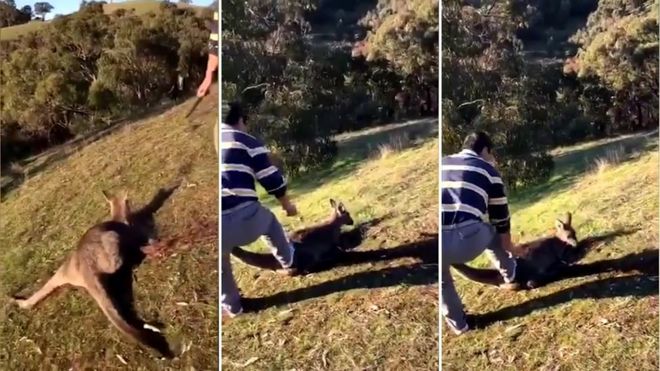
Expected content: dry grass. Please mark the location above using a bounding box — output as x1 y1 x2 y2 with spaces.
442 133 659 370
376 132 412 159
222 124 439 370
593 144 627 173
0 88 219 369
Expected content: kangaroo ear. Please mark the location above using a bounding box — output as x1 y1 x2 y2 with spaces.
337 202 346 212
329 199 337 208
555 219 565 231
101 190 111 202
566 212 572 226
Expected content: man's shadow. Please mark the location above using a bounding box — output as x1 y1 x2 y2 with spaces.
238 218 439 312
470 247 658 329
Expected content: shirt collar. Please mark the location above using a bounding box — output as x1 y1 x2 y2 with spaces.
459 149 480 157
221 123 242 132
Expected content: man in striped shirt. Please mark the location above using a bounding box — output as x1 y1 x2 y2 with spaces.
221 103 298 317
441 132 522 335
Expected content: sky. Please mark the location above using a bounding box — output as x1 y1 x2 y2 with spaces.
15 0 215 20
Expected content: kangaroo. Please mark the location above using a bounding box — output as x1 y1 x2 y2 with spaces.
453 212 582 289
11 191 174 358
231 199 354 274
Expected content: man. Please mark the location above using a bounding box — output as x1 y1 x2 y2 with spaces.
441 131 524 335
220 102 298 317
196 9 219 153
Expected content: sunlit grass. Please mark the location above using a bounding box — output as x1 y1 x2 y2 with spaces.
0 88 219 370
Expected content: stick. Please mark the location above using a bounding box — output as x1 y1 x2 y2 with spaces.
184 96 204 119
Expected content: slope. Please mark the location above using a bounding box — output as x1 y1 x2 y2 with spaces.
222 118 440 370
442 132 659 370
0 88 219 370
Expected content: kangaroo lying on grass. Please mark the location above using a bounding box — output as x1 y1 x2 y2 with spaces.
231 199 355 274
11 191 174 358
453 212 582 289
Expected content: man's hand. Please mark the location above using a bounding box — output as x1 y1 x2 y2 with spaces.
197 54 219 97
196 75 213 97
283 201 298 217
278 195 298 216
499 233 515 252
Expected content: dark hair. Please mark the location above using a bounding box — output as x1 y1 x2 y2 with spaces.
225 102 245 126
462 131 493 153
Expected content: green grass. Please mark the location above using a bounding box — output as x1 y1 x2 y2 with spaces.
442 131 659 370
0 88 219 369
222 118 439 370
0 0 202 41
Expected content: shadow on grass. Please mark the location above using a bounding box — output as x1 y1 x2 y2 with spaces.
578 229 641 253
471 248 659 328
241 234 438 312
510 132 658 212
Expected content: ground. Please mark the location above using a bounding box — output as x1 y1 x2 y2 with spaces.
0 90 219 370
221 119 440 370
442 131 659 370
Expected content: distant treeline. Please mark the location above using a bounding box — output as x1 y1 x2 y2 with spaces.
222 0 438 175
442 0 658 190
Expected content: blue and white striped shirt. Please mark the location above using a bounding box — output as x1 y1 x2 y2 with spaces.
441 149 511 233
221 124 287 212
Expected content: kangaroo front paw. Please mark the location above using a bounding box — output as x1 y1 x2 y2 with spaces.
11 297 32 309
276 267 300 276
141 241 167 259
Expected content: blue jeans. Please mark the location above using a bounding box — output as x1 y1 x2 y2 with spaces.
441 220 516 333
221 202 293 316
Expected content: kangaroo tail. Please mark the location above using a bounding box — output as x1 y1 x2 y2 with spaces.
87 277 174 359
231 246 282 270
451 264 505 286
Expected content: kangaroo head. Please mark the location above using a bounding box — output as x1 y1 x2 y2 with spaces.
329 199 354 226
554 212 577 247
102 190 131 224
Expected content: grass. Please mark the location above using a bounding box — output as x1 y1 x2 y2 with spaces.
442 131 659 370
0 0 203 41
0 88 219 369
221 118 439 370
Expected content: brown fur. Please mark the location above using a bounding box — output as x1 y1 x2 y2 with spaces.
231 199 354 273
11 191 174 358
453 212 582 289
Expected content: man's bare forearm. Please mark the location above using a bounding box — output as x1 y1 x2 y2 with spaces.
206 54 219 76
499 232 514 252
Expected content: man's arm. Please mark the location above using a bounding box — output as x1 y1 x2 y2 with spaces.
487 170 513 250
249 142 297 216
197 11 219 97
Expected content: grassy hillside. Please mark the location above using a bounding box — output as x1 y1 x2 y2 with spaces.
0 88 219 369
442 132 659 370
222 119 439 370
0 0 202 41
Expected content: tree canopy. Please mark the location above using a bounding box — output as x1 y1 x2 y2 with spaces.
442 0 658 189
1 2 214 164
222 0 438 175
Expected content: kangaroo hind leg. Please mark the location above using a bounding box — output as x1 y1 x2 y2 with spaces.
13 265 70 310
